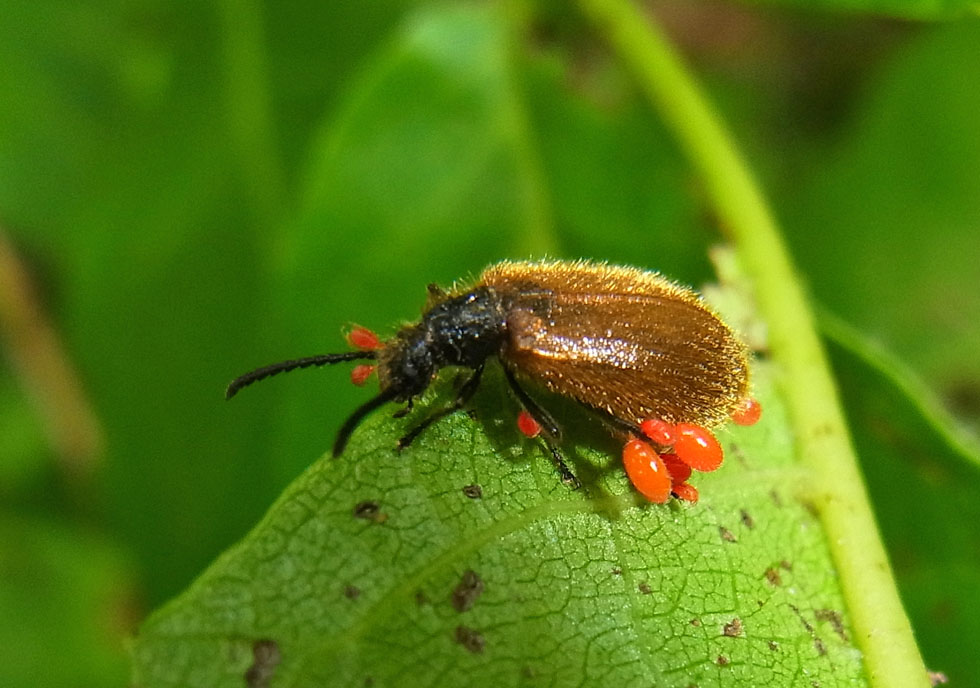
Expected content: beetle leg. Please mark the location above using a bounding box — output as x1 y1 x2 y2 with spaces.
502 367 562 439
392 398 414 418
503 366 580 489
397 364 485 450
333 389 398 457
545 442 581 489
586 406 642 438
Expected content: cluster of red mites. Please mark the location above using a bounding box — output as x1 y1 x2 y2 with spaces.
517 397 760 504
621 398 761 504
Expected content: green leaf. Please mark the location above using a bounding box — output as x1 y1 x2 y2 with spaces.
132 360 871 687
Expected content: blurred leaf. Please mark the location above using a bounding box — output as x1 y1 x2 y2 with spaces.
0 367 49 493
519 45 716 277
746 0 975 21
132 362 873 687
820 309 980 470
267 2 555 483
0 0 284 604
782 19 980 398
0 516 133 688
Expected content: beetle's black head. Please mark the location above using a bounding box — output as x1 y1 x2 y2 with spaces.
375 287 507 401
376 326 436 401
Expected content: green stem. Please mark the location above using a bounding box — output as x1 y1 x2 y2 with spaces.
577 1 929 686
217 0 287 226
500 9 559 256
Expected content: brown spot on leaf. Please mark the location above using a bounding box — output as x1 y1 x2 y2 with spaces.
611 566 622 576
415 590 429 606
723 618 743 637
740 509 754 529
353 500 387 524
764 567 782 586
244 639 280 688
719 526 737 543
790 605 814 633
815 609 848 642
455 625 486 654
462 484 483 499
801 499 819 518
768 640 779 651
716 655 730 666
353 500 378 518
690 618 702 627
638 582 652 595
790 604 829 656
451 570 485 612
344 585 361 600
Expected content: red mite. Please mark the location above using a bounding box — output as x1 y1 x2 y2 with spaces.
226 259 759 502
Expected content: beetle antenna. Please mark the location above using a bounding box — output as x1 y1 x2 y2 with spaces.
333 389 398 457
226 352 377 400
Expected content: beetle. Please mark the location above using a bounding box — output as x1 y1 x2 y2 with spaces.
227 259 758 502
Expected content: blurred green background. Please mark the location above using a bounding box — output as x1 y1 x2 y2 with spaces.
1 1 978 686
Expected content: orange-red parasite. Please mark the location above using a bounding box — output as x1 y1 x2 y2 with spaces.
226 259 757 501
672 423 724 472
517 410 542 438
346 325 381 351
349 364 377 387
660 453 692 486
730 396 762 426
622 439 672 503
671 482 699 503
640 418 675 447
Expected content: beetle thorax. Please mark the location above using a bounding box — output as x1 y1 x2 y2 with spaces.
376 287 507 400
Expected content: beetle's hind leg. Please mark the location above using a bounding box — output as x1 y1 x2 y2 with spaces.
587 407 642 438
397 364 485 450
543 442 581 489
503 367 581 490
